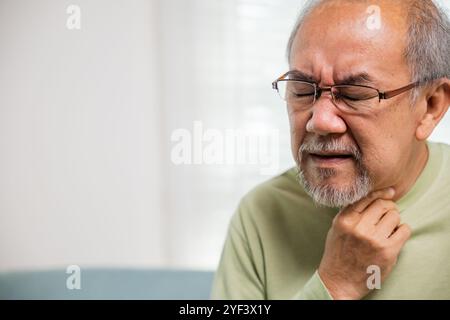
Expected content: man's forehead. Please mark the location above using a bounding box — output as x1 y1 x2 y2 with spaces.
290 1 410 85
303 0 409 22
292 0 408 55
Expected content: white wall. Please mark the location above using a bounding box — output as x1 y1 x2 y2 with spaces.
0 0 165 271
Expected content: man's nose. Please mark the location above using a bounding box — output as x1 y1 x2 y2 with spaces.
306 95 347 136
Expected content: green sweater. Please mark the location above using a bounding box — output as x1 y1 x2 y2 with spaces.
211 141 450 300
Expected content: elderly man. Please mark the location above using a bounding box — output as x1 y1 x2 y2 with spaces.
211 0 450 300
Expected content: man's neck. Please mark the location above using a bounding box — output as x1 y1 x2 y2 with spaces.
392 142 429 202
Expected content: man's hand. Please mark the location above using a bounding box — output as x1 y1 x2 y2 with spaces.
318 188 412 300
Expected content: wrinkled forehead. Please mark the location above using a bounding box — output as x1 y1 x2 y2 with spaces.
290 1 410 84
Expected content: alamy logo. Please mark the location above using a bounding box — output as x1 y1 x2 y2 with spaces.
366 5 381 30
66 5 81 30
366 265 381 290
171 121 280 175
66 265 81 290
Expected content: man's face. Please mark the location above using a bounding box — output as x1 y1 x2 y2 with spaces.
289 1 423 207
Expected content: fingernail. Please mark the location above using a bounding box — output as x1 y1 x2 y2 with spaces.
388 187 395 195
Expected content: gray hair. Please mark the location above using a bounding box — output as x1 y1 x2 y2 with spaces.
286 0 450 102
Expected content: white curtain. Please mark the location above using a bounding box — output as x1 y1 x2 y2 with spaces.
159 0 300 269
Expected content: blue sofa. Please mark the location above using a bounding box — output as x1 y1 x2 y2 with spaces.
0 269 215 300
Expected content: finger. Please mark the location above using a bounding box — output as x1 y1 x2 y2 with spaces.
389 223 412 246
374 209 401 239
345 187 395 215
359 199 398 226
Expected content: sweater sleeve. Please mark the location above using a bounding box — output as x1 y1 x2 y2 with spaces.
290 270 334 300
210 209 265 300
210 206 333 300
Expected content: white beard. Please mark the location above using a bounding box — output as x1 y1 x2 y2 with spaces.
296 166 372 208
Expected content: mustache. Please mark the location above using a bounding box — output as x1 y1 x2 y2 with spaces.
299 138 362 161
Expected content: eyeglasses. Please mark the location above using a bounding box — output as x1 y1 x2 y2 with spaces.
272 71 420 113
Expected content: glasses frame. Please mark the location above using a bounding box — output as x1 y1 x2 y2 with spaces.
272 71 420 106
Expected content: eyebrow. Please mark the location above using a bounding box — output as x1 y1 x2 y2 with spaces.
337 72 376 86
287 70 376 86
286 70 316 82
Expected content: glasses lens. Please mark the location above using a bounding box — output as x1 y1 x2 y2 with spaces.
333 85 379 110
276 81 315 107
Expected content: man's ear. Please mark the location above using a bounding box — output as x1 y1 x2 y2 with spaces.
415 78 450 141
